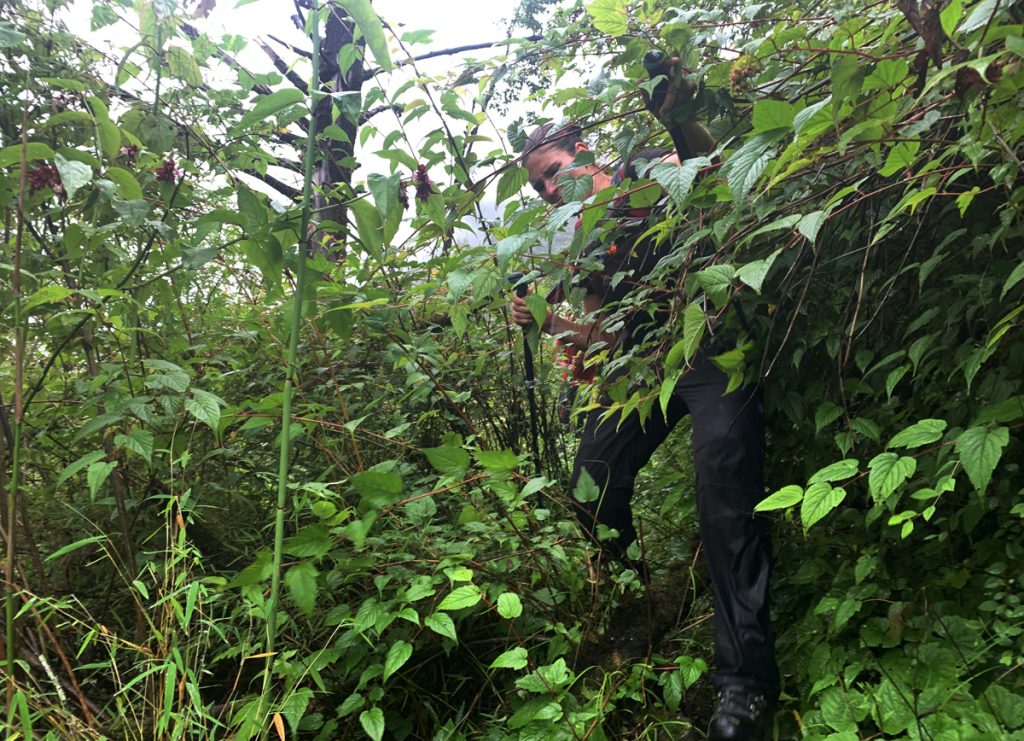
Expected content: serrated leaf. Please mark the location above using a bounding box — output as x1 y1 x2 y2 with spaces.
382 640 412 683
867 452 917 503
754 485 803 512
496 166 529 204
798 210 826 242
55 154 93 199
737 249 782 294
87 461 118 500
24 285 76 311
424 612 457 641
185 388 222 430
474 448 519 474
955 425 1009 492
491 646 529 669
887 419 946 449
808 458 859 485
497 592 523 619
115 429 154 462
285 561 318 617
694 265 736 307
424 442 470 475
587 0 627 35
351 471 403 507
495 232 538 272
752 99 796 133
723 132 782 201
282 524 332 558
573 468 601 503
650 158 709 208
801 483 846 532
359 707 385 741
437 585 481 611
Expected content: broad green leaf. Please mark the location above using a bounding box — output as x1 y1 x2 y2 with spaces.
495 232 538 272
437 585 482 611
105 167 143 199
474 448 519 474
955 425 1009 492
556 172 593 203
166 46 203 86
497 592 523 619
339 0 392 70
55 153 93 199
587 0 627 36
0 142 54 168
524 292 548 328
24 285 75 311
285 561 318 617
97 120 121 161
879 141 920 177
694 265 736 308
496 166 529 204
234 88 305 133
651 158 709 209
424 443 470 475
115 429 154 462
490 646 528 670
815 401 843 433
681 301 706 364
87 461 118 500
801 483 846 532
737 249 781 294
573 468 601 503
113 198 150 227
941 0 964 36
185 388 222 430
808 459 859 485
351 471 403 507
359 707 385 741
0 20 27 46
1002 261 1024 299
798 211 826 242
961 0 998 34
424 612 457 641
382 640 412 683
752 99 796 133
350 197 384 254
972 395 1024 426
867 453 917 503
282 524 332 558
887 419 946 449
57 450 108 485
754 485 803 512
723 132 784 201
659 371 681 419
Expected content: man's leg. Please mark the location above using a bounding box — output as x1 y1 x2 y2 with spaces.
569 392 688 567
677 355 777 737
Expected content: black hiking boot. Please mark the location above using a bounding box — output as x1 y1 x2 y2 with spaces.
707 687 773 740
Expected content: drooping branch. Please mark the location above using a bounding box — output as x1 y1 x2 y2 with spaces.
257 38 309 94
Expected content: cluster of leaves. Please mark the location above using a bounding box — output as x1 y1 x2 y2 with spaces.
1 0 1023 739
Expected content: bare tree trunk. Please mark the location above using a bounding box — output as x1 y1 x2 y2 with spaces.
311 3 367 260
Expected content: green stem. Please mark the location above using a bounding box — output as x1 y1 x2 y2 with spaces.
5 100 29 702
259 4 321 724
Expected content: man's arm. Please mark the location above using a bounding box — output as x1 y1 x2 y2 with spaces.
509 292 616 351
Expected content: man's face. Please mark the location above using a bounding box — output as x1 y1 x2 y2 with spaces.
524 142 592 205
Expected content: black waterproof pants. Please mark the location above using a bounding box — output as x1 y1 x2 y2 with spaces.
570 353 779 695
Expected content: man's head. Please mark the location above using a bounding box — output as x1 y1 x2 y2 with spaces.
522 122 597 205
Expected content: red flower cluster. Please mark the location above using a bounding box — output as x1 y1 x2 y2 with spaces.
28 163 64 198
413 163 432 202
155 156 183 183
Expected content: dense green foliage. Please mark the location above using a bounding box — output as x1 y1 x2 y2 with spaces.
2 0 1023 738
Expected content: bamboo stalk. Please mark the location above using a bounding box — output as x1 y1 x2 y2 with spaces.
5 97 29 704
258 2 321 726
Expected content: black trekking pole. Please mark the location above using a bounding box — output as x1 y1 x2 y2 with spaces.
507 272 543 477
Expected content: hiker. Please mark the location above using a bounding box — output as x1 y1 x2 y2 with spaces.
508 69 778 741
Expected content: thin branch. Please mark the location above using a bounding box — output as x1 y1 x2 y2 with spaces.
257 39 309 94
268 34 312 59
